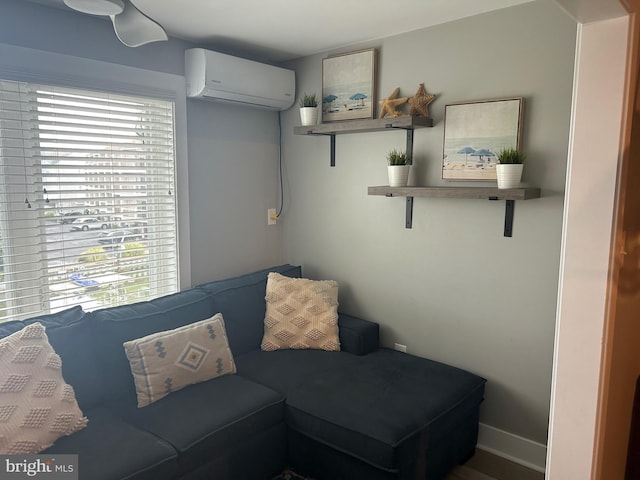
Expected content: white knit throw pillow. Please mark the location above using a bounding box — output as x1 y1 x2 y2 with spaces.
261 272 340 352
0 323 88 454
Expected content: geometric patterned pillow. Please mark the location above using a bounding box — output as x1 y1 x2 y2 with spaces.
123 313 236 408
261 272 340 352
0 323 88 454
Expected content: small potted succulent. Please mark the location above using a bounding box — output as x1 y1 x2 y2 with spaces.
496 147 526 189
386 149 410 187
299 93 319 126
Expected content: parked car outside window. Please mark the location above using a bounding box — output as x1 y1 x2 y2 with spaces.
97 230 141 245
70 217 109 231
57 211 83 224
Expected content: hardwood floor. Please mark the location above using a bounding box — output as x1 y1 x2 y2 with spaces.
447 449 545 480
280 449 542 480
446 466 496 480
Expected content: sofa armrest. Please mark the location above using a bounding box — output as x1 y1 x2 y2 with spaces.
338 313 379 355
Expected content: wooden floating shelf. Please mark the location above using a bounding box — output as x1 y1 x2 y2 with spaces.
367 186 541 201
293 116 433 166
293 115 433 136
368 186 541 237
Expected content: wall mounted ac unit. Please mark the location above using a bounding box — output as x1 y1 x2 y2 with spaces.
185 48 295 111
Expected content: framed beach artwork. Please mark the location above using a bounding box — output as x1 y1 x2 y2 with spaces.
322 48 377 122
442 97 524 181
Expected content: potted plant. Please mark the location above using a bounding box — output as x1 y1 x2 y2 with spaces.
496 147 526 189
299 93 319 126
387 149 410 187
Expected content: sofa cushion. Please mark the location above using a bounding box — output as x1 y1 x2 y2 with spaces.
196 264 302 296
283 348 486 471
44 407 179 480
0 307 85 338
124 313 236 407
114 374 285 475
0 323 88 454
88 288 214 404
235 349 360 394
0 307 105 410
261 273 340 352
197 264 302 355
183 423 286 480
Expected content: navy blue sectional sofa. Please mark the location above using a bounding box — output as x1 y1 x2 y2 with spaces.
0 265 486 480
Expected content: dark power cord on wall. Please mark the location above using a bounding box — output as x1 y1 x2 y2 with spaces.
275 111 284 219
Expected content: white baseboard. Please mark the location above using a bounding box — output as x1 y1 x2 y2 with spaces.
477 423 547 473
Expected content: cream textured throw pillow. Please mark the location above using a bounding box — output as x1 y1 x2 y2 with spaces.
123 313 236 408
261 272 340 352
0 323 88 454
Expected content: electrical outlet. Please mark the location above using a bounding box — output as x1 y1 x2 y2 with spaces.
393 343 407 353
267 208 277 225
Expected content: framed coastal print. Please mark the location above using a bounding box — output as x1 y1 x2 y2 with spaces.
442 97 524 181
322 48 377 122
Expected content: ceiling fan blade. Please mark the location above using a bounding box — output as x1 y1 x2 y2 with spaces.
111 1 168 47
64 0 124 16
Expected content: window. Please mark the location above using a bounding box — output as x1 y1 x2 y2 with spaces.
0 80 179 322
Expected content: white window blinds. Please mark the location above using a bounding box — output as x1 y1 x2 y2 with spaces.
0 79 179 323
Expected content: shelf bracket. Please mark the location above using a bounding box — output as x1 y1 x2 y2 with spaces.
406 196 414 229
329 134 336 166
504 200 515 237
404 198 517 234
385 125 415 165
306 132 336 166
489 197 516 237
406 129 414 165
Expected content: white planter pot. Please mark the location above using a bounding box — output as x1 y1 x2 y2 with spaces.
496 163 524 189
299 107 318 126
388 165 410 187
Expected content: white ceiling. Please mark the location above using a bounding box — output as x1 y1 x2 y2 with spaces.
27 0 627 61
30 0 538 60
133 0 540 60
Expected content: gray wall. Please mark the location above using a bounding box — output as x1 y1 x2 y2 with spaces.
186 99 282 285
282 1 576 444
0 0 284 286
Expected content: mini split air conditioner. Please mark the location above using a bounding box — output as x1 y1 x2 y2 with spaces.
185 48 295 111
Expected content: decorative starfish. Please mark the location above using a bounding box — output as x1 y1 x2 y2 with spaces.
378 87 408 118
408 83 436 118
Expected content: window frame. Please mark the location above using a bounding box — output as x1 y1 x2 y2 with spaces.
0 43 192 295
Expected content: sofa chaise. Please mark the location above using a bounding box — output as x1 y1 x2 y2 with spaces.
0 264 486 480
